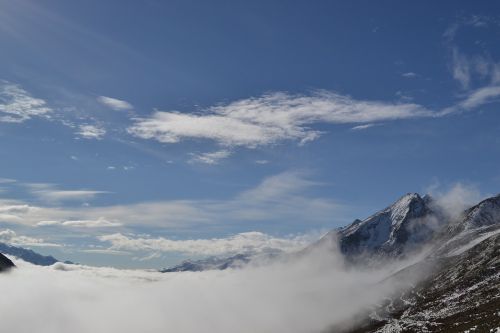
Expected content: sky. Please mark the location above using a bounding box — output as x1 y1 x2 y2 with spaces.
0 0 500 268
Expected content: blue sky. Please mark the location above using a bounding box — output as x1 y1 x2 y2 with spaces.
1 0 500 268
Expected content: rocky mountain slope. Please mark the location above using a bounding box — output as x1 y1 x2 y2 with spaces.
327 194 500 333
313 193 442 259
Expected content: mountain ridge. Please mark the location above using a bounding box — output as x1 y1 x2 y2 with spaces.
0 242 61 266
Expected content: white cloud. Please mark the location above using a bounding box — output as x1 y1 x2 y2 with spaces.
0 244 424 333
128 91 432 147
445 20 500 92
0 82 52 123
35 220 61 226
77 124 106 140
98 231 316 256
458 85 500 109
401 72 418 78
97 96 133 111
189 150 231 165
438 85 500 116
0 228 61 247
61 217 122 228
0 202 35 223
426 182 484 220
451 48 471 89
26 183 108 203
351 123 378 130
80 248 130 255
37 217 121 228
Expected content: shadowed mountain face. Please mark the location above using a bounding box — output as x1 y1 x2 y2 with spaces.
0 253 15 272
0 243 59 266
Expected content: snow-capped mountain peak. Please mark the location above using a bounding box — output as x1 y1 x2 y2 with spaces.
334 193 436 256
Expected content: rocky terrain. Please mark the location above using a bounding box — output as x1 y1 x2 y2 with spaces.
324 194 500 332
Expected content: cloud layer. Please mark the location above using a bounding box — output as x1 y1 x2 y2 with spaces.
0 229 60 247
128 91 433 147
2 172 339 229
0 243 415 333
98 231 316 257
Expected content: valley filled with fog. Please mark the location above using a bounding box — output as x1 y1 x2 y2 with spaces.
0 242 416 333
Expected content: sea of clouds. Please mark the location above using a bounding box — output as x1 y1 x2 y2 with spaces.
1 184 479 333
0 240 413 333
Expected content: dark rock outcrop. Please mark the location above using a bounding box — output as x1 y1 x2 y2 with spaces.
0 253 15 272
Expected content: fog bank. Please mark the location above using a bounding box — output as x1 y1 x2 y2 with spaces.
0 243 409 333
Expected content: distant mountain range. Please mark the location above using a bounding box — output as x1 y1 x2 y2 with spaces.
0 242 60 267
160 253 252 272
160 250 282 272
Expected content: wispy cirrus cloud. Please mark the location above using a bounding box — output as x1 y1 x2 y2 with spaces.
401 72 418 78
450 47 472 89
3 172 340 229
25 183 108 204
0 81 52 123
128 91 433 147
444 16 500 91
97 96 133 111
189 150 232 165
38 217 122 228
0 178 16 184
350 123 379 131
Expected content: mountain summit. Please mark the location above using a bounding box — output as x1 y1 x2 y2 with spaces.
314 193 439 258
329 193 500 332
